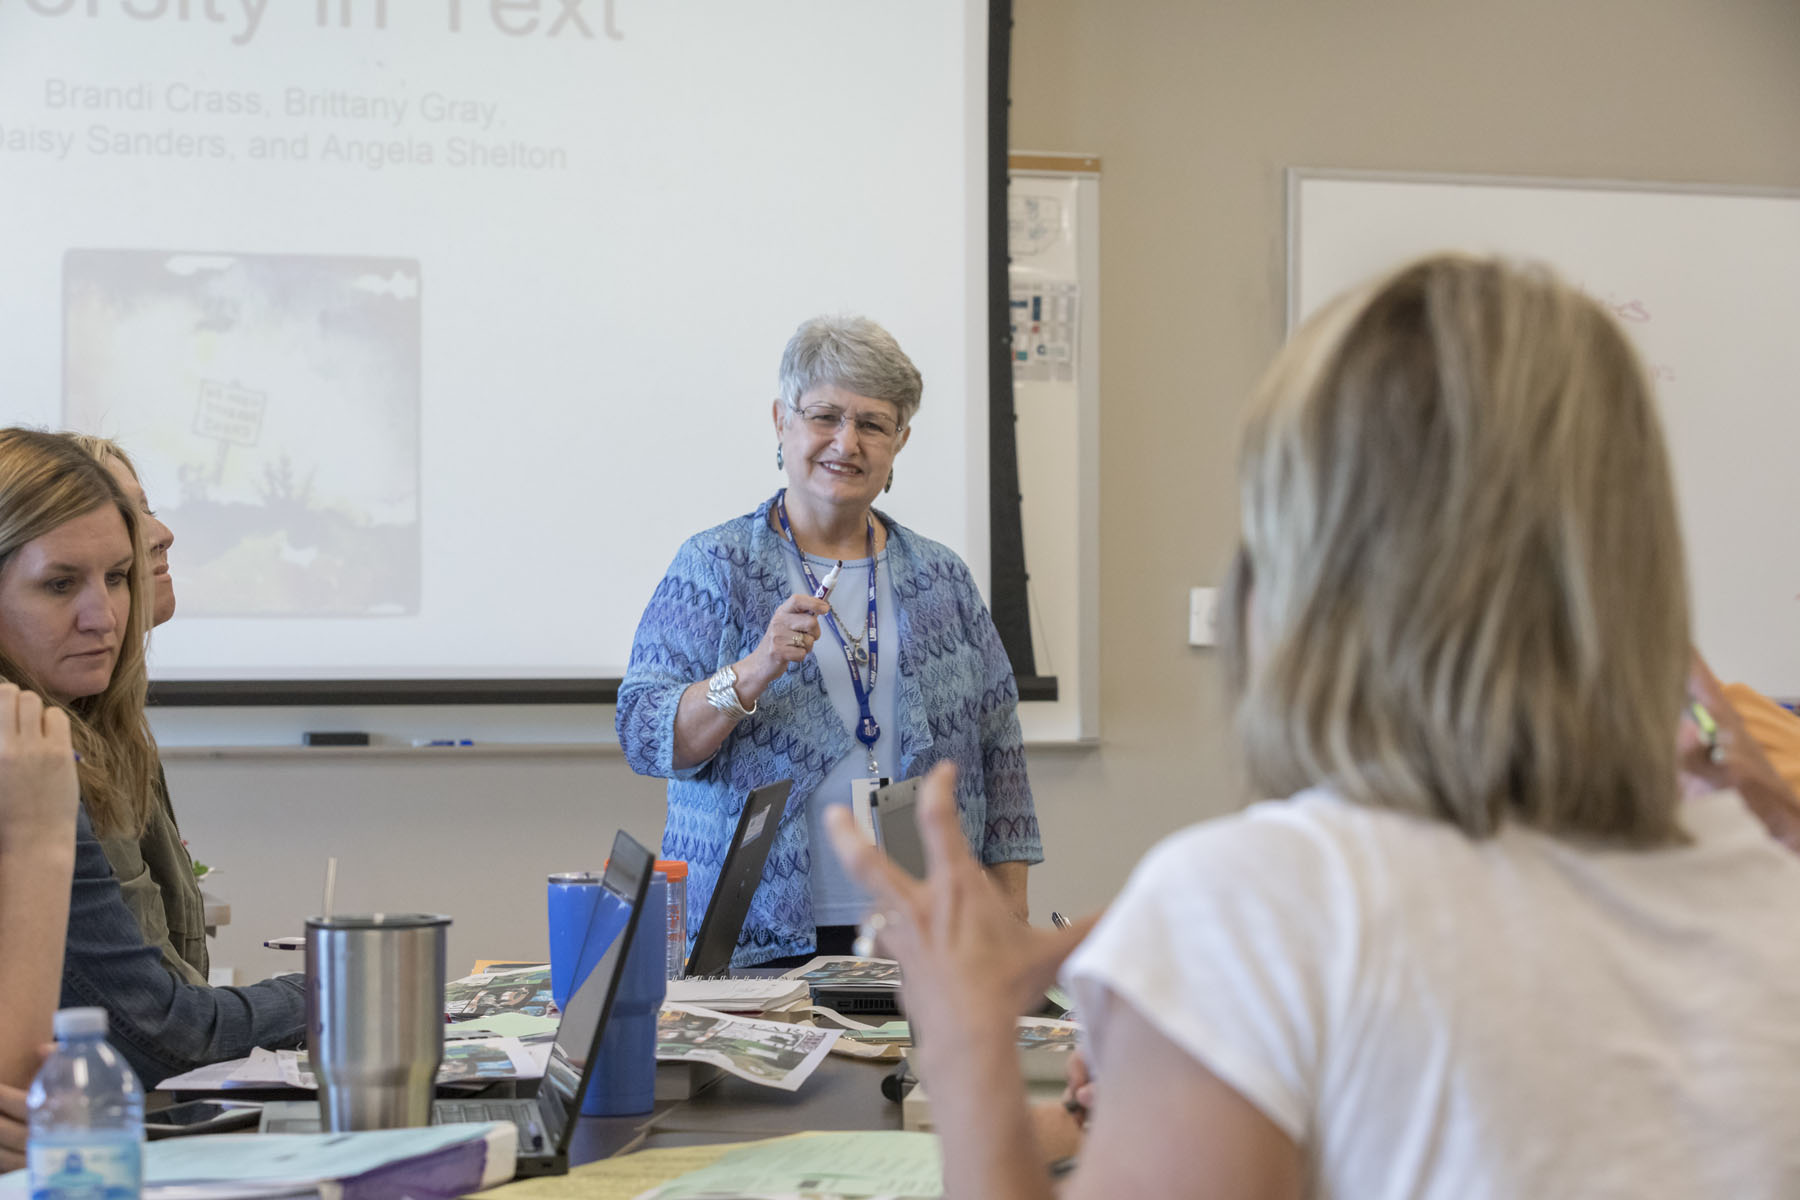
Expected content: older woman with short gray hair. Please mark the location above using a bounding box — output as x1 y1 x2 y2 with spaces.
618 315 1040 968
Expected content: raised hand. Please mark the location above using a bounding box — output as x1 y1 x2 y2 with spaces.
1681 654 1800 853
825 762 1093 1042
0 683 78 853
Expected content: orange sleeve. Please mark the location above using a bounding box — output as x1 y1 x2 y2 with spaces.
1723 682 1800 799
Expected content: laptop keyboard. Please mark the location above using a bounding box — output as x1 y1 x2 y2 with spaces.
434 1101 546 1151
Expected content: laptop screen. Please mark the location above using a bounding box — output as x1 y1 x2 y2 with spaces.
536 830 653 1141
685 780 793 978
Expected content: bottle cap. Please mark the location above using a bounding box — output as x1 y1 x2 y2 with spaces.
653 860 688 881
53 1007 108 1038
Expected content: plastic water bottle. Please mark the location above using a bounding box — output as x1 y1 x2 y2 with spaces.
582 874 668 1116
28 1008 143 1200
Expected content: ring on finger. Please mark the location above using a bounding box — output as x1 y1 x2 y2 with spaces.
791 633 807 649
852 911 889 959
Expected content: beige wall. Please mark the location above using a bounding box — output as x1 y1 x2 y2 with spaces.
175 1 1800 977
1008 0 1800 915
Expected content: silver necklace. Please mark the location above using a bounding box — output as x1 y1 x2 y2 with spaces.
830 572 871 664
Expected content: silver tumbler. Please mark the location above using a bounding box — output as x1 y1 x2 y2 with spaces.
304 913 450 1131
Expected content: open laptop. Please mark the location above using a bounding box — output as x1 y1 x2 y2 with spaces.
683 780 793 978
261 830 655 1178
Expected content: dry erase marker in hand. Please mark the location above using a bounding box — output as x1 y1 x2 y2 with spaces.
813 561 843 600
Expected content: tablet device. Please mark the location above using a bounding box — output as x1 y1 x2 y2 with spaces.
872 777 928 877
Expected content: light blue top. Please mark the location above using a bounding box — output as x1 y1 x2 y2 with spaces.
780 545 899 925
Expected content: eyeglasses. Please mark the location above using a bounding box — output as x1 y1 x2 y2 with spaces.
790 403 903 446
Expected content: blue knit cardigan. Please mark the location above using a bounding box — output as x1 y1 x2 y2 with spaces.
616 494 1042 965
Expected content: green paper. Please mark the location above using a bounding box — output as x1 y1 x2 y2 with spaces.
446 1012 561 1040
647 1131 942 1199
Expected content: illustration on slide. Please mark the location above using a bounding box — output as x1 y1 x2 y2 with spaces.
62 249 422 617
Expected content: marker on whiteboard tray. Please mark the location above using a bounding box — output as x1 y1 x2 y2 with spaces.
813 561 843 600
412 738 475 747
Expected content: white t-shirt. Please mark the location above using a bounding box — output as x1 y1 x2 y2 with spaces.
1062 788 1800 1199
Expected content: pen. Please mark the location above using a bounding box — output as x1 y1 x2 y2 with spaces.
412 738 475 747
813 561 843 600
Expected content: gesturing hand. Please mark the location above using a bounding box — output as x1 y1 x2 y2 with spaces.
1681 654 1800 853
0 1080 28 1172
825 762 1094 1046
0 683 78 853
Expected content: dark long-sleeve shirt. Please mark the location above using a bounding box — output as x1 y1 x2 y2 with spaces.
60 806 304 1087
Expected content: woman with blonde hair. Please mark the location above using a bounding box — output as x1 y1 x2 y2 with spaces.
61 432 208 986
832 255 1800 1197
0 428 303 1088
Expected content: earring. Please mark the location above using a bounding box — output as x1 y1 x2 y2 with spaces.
777 444 784 470
885 471 893 494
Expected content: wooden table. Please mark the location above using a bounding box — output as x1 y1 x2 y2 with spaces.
568 1055 903 1164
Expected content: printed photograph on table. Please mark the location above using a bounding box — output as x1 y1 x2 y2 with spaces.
655 1004 840 1092
1013 1017 1080 1052
277 1038 535 1088
783 956 902 987
443 966 555 1018
62 248 421 617
434 1040 529 1084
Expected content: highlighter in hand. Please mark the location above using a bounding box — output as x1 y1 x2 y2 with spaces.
1690 700 1724 764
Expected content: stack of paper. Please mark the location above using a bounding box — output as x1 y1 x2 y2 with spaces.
159 1038 547 1093
664 976 809 1014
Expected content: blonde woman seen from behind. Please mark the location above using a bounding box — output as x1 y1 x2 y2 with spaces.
830 255 1800 1199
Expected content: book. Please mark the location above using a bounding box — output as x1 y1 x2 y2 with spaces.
0 1122 517 1199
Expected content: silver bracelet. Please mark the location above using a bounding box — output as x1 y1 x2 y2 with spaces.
705 664 757 721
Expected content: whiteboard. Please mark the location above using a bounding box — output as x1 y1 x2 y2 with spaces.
1011 162 1100 742
1290 170 1800 698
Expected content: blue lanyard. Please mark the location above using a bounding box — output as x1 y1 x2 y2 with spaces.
775 490 881 767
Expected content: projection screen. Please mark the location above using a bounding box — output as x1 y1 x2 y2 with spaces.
0 0 998 701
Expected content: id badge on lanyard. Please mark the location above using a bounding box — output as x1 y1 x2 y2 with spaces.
850 775 890 843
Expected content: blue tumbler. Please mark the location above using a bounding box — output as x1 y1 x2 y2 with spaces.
547 872 609 1012
580 874 667 1116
